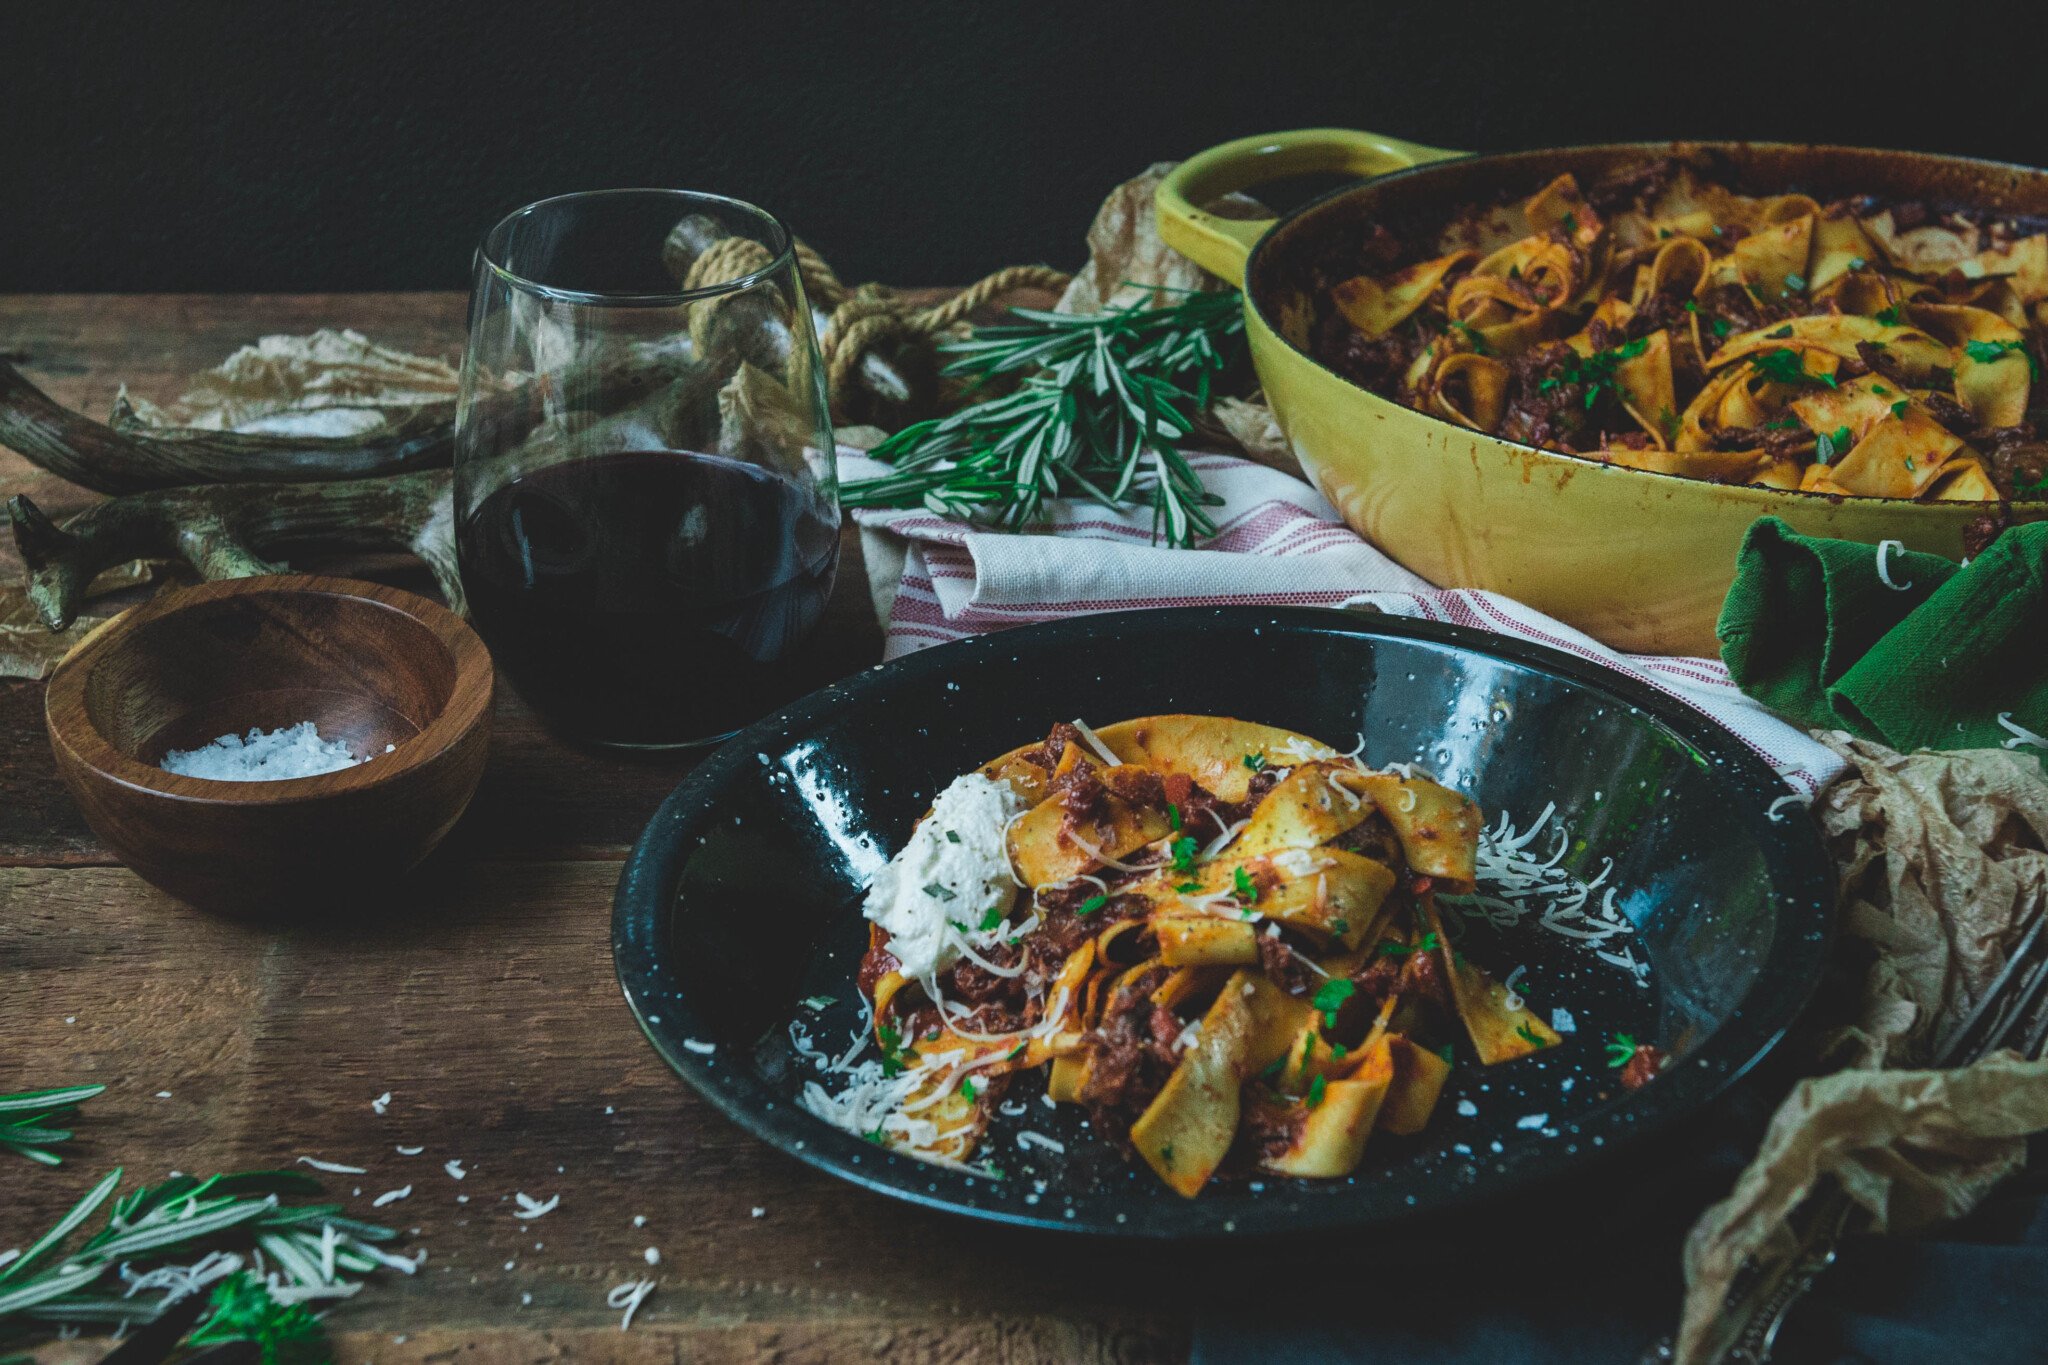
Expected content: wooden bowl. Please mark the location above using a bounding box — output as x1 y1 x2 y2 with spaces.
44 575 494 914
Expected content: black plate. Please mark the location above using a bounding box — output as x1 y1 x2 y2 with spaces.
613 607 1833 1239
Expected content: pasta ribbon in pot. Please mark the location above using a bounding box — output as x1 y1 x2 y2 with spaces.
823 716 1587 1199
1315 160 2048 501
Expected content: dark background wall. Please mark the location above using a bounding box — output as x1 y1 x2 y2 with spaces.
6 0 2043 293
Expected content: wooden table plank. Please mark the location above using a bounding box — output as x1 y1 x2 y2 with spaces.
3 864 1181 1360
0 294 1185 1361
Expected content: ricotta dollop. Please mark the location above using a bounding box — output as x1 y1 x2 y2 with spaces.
861 772 1026 980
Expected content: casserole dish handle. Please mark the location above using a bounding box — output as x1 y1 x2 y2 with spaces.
1155 129 1463 285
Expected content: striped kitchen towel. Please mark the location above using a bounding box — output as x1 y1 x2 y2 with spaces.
843 450 1846 796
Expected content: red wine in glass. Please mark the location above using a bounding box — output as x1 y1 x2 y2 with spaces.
460 449 839 746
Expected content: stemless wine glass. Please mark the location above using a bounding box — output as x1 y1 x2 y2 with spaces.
455 190 840 748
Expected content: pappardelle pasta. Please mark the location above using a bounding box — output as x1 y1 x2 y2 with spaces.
810 715 1639 1199
1315 159 2048 501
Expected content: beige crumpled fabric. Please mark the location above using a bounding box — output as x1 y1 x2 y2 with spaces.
1675 735 2048 1361
117 328 462 435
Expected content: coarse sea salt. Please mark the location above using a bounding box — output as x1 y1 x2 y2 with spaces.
161 722 369 781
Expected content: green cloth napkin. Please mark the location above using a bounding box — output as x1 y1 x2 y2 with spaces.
1718 517 2048 754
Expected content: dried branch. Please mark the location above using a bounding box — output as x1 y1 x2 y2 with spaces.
8 469 456 630
0 358 455 494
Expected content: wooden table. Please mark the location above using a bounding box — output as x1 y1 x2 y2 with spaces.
1 296 1183 1363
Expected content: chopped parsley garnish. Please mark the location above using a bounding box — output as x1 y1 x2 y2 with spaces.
1658 406 1681 442
1874 305 1904 326
1605 1032 1637 1067
1904 455 1915 471
1849 256 1867 270
1437 1042 1456 1065
1783 273 1806 293
979 905 1006 931
800 994 837 1011
923 881 957 902
1379 931 1441 958
1331 917 1350 934
878 1022 920 1078
1006 1041 1027 1061
1515 1022 1544 1048
864 1127 888 1145
1170 835 1200 872
1330 1042 1349 1061
1683 299 1698 313
1175 881 1202 894
961 1078 980 1101
1076 893 1110 916
1306 1074 1329 1109
1767 325 1794 339
944 829 962 844
1311 978 1356 1027
1536 337 1649 410
1260 1052 1288 1080
1454 321 1491 354
1712 318 1733 338
1242 752 1267 772
1751 347 1836 389
1761 416 1803 431
1232 865 1258 903
1160 1143 1175 1168
1167 802 1182 831
1965 337 2041 380
1891 398 1910 418
1814 425 1853 464
1561 211 1579 235
1872 383 1889 396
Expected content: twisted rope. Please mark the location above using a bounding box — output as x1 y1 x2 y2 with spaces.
680 235 1070 417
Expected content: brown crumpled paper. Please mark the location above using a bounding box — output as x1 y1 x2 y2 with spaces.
0 561 157 680
1053 164 1302 477
116 328 462 435
1675 734 2048 1361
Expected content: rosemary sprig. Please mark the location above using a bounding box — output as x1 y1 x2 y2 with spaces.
843 287 1246 546
0 1167 411 1333
0 1084 104 1167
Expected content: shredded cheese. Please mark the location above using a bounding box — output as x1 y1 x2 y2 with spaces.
295 1156 366 1175
1441 803 1648 987
1200 818 1248 861
1070 718 1124 767
1766 793 1807 822
513 1193 560 1220
1875 539 1913 591
607 1279 656 1331
1997 712 2048 750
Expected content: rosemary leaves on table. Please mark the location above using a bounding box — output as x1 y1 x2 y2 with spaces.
0 1168 409 1331
0 1084 104 1167
842 288 1247 546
